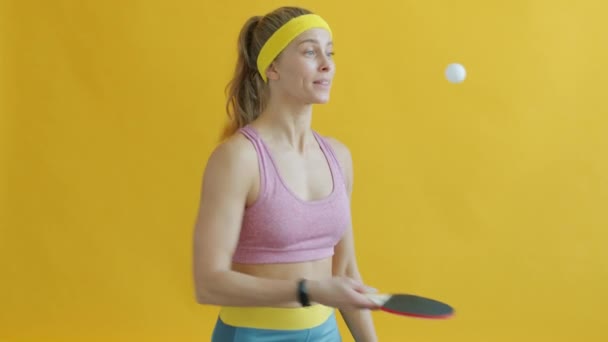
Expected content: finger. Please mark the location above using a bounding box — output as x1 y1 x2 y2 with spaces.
364 285 378 293
358 299 381 310
344 277 363 286
352 292 382 309
352 282 377 294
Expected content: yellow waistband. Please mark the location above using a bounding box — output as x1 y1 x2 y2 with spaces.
219 305 334 330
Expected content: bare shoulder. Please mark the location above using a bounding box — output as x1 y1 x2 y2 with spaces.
201 131 258 195
322 136 354 191
206 133 257 172
323 136 351 159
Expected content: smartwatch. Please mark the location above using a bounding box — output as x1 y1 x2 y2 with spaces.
297 279 311 307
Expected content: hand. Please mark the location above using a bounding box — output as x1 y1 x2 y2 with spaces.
307 277 380 310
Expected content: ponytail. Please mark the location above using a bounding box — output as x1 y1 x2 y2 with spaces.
221 16 267 141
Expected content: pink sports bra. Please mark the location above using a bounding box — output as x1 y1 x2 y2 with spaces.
231 125 351 264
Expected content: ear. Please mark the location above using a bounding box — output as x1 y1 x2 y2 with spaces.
265 61 280 81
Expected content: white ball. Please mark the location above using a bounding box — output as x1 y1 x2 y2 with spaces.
445 63 466 83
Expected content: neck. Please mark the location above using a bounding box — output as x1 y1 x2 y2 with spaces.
253 99 315 152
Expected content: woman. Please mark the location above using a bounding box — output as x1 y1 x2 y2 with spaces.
193 6 379 341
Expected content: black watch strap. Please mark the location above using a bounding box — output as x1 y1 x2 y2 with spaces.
297 279 311 307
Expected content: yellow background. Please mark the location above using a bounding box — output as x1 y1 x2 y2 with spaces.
2 0 607 341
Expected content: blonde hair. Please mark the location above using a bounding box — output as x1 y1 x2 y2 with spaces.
221 6 313 140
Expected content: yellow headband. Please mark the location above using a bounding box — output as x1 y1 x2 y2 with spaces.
256 14 332 82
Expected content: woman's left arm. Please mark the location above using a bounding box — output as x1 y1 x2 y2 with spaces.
333 226 378 342
327 137 378 342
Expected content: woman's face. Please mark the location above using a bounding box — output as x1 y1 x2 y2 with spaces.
266 28 335 105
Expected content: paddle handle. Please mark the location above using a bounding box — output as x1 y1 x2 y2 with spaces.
365 293 392 306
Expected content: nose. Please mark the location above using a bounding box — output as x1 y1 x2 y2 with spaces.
319 54 333 73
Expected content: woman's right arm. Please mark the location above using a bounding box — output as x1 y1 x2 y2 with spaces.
192 136 377 310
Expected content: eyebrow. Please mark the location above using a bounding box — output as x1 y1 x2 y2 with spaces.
297 39 333 46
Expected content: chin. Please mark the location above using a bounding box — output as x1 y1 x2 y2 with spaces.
314 96 330 104
309 92 331 104
300 89 332 104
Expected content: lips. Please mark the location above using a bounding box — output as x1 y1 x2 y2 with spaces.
313 80 331 85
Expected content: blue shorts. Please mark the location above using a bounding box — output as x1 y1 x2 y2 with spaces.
211 311 342 342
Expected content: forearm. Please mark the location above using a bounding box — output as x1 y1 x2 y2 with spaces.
196 270 301 307
334 267 378 341
340 308 377 342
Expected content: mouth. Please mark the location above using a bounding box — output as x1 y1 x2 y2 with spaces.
313 80 331 86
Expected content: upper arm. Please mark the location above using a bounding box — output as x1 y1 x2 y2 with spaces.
325 137 354 197
325 137 360 277
192 136 256 284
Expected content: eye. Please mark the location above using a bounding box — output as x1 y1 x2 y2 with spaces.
305 50 315 56
327 51 335 57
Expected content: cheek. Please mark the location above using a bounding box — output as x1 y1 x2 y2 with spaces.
277 57 317 84
293 59 317 75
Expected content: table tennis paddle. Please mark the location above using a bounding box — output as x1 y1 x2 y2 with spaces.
366 293 454 319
